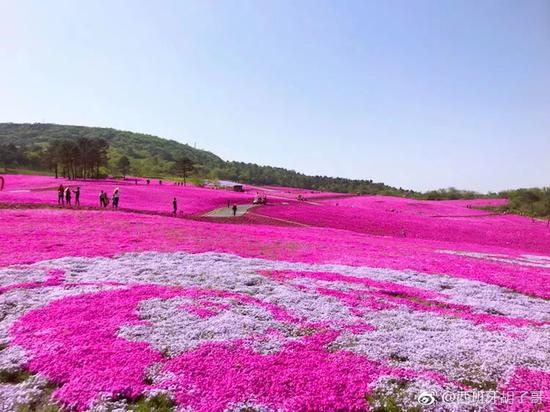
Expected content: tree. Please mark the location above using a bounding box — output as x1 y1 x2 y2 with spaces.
43 138 110 179
0 143 19 171
174 157 194 186
58 140 78 179
44 140 62 178
117 156 131 178
89 138 109 178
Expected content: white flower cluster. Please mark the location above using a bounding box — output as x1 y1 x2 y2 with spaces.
0 251 548 411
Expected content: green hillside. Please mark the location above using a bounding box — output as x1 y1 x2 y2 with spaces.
0 122 410 194
0 123 222 176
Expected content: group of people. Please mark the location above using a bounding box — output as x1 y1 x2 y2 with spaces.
145 179 163 185
99 188 120 209
56 185 121 209
253 193 268 204
52 182 246 219
54 183 182 215
57 184 80 207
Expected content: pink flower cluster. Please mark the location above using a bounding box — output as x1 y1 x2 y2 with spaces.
0 174 257 216
9 283 451 411
0 174 548 411
1 207 548 298
255 195 549 254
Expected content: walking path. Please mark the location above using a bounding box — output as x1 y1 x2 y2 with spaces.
204 204 256 218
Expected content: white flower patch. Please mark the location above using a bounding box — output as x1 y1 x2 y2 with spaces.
30 250 550 322
0 346 26 375
88 394 129 412
118 296 291 357
0 266 51 288
439 250 550 269
0 251 548 411
0 374 51 411
332 309 550 386
368 376 451 412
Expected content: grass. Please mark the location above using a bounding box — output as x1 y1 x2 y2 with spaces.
459 379 498 391
476 204 550 220
365 378 423 412
15 380 60 412
127 394 175 412
1 168 54 176
0 369 33 384
0 361 61 411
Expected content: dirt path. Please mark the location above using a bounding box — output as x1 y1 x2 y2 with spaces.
203 204 256 218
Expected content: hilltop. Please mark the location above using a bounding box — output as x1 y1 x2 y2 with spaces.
0 122 408 195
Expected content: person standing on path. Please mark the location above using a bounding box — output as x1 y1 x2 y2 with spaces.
232 204 238 216
173 197 177 216
58 185 65 205
99 190 106 207
73 187 80 207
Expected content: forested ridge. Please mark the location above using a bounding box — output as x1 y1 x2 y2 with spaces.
1 123 548 216
0 123 409 195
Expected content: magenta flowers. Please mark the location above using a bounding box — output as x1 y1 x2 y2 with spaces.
0 174 548 411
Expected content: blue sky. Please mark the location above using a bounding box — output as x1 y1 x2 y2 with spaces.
1 0 548 192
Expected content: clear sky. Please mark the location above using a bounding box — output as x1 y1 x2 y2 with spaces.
1 0 549 192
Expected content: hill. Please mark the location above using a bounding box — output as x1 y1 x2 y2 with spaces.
0 123 223 176
0 122 413 195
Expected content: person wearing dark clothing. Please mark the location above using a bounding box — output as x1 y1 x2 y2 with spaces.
58 185 65 205
65 187 72 206
172 197 177 216
112 188 120 209
147 179 150 185
73 187 80 206
99 190 106 207
232 204 238 216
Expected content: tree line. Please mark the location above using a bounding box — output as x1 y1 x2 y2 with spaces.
0 139 196 182
1 122 408 194
44 138 109 179
1 124 548 213
1 138 114 179
501 187 550 218
0 139 405 194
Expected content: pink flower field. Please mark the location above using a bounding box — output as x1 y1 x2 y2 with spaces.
0 174 548 411
0 174 261 216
